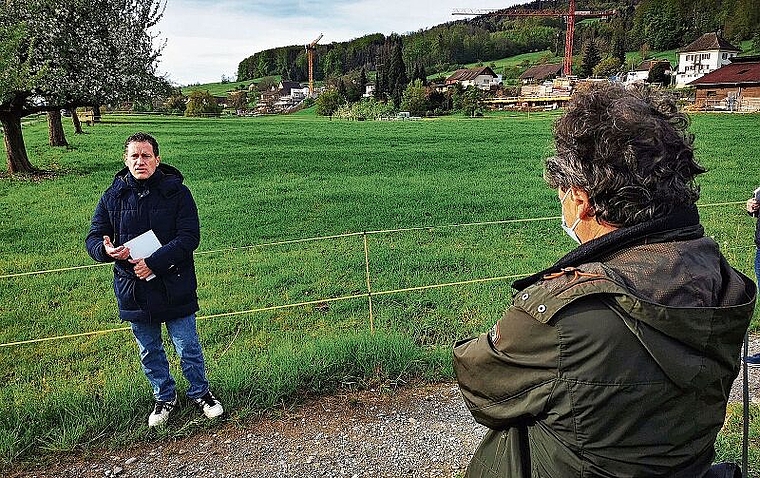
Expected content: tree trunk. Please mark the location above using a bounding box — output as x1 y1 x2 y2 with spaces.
93 105 102 123
0 113 36 174
47 110 69 147
71 109 83 134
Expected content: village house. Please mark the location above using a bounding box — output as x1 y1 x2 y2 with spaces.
519 64 563 85
688 55 760 112
675 32 740 87
518 64 564 97
277 80 309 99
255 80 310 114
624 59 672 85
445 66 500 90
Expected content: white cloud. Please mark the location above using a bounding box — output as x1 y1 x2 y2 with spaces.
156 0 521 85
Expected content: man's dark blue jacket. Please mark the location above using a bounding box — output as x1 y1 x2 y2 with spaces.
86 164 200 323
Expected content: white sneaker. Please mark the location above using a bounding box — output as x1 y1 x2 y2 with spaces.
193 391 223 419
148 396 178 427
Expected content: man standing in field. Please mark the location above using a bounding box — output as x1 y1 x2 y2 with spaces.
86 132 223 427
454 84 755 476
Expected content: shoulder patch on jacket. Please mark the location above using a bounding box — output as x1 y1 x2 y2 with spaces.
512 264 629 324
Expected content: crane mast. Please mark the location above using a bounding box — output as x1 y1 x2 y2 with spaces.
563 0 575 76
453 1 614 77
306 33 323 96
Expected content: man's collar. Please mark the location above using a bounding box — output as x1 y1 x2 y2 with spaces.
512 204 703 291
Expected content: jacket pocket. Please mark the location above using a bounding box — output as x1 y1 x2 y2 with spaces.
161 264 197 305
114 271 139 311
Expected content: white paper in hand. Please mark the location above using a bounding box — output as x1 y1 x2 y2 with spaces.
124 230 162 281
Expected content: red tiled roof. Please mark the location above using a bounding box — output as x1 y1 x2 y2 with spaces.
688 57 760 86
680 32 740 53
519 63 563 80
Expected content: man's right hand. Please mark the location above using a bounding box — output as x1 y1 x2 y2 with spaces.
103 235 130 261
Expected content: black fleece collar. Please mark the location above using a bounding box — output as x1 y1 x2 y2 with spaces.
512 204 704 291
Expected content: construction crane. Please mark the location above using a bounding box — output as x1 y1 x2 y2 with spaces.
453 1 615 77
306 33 323 96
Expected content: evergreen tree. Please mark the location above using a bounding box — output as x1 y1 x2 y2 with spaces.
410 63 428 85
612 34 626 66
388 38 407 108
336 78 347 99
374 62 385 101
374 42 390 101
359 67 368 95
581 39 601 78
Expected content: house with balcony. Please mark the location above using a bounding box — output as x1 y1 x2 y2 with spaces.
675 32 740 87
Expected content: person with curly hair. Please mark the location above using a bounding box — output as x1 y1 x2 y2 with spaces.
454 83 756 477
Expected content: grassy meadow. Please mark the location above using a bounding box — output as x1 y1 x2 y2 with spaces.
2 108 760 471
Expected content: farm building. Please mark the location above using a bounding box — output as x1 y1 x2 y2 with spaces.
519 64 563 84
445 66 500 90
624 59 672 85
278 80 308 98
255 80 309 114
688 55 760 112
675 32 740 87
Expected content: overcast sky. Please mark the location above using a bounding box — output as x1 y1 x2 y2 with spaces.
155 0 521 85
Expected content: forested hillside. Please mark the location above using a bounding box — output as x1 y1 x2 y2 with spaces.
237 0 760 83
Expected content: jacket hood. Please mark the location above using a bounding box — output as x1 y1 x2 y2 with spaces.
111 163 185 197
516 204 756 389
114 163 184 184
604 240 754 389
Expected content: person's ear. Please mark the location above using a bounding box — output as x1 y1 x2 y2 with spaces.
571 189 594 220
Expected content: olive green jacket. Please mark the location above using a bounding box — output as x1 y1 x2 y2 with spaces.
454 224 756 477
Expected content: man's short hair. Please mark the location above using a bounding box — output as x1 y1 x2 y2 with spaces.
545 83 706 227
124 132 160 157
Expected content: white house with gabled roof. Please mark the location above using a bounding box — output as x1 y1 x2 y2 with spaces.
675 32 740 87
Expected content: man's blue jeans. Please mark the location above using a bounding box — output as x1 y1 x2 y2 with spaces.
130 314 209 402
755 247 760 282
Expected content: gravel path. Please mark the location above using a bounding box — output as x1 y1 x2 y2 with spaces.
9 336 760 478
11 383 484 478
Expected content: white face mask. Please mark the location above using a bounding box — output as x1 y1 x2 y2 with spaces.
560 189 582 244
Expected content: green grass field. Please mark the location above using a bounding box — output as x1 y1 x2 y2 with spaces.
1 109 760 471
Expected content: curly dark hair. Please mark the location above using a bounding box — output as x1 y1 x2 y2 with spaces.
124 132 160 157
544 83 706 227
